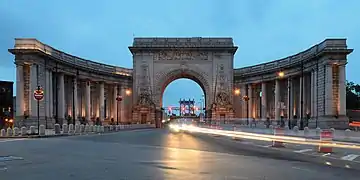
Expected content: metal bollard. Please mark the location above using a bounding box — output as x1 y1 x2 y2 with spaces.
74 124 80 134
0 129 5 137
69 124 74 134
13 127 19 136
54 124 61 134
39 125 45 136
21 127 27 136
63 124 68 134
6 127 13 137
30 126 36 134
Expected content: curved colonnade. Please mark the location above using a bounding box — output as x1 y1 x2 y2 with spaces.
10 39 133 127
9 38 353 128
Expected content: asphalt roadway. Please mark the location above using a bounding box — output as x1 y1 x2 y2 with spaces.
0 128 359 180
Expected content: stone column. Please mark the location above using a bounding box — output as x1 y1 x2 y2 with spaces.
49 71 53 118
313 70 318 118
275 79 280 120
16 65 24 117
85 81 91 122
310 71 314 117
240 84 247 119
29 64 38 117
299 76 303 120
248 84 252 119
287 78 292 120
338 65 346 115
58 73 65 120
113 85 118 122
261 82 267 119
73 77 78 121
99 82 105 121
45 69 50 120
325 64 333 116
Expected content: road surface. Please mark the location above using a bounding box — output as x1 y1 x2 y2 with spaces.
0 128 359 180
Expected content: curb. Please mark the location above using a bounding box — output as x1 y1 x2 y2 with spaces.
0 127 156 139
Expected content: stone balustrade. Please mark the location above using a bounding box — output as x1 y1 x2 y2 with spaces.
12 38 132 77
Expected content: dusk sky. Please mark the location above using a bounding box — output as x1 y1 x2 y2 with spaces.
1 0 359 110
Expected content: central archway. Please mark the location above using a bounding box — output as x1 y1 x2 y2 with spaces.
153 68 211 110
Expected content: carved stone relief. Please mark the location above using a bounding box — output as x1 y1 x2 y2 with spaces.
216 92 231 106
153 51 208 61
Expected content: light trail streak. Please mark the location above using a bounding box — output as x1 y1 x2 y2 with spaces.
171 124 360 150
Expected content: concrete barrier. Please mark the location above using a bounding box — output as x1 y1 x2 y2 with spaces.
100 126 105 133
345 129 351 138
69 124 74 134
316 127 321 136
39 125 45 136
330 128 335 136
21 127 27 136
84 124 89 133
1 129 6 137
62 124 68 134
54 124 61 134
90 125 94 132
293 126 299 135
115 125 119 131
6 127 13 137
80 124 85 133
13 127 19 136
74 124 80 134
30 126 36 134
304 127 310 137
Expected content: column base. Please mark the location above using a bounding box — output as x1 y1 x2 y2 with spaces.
308 115 349 129
14 116 57 129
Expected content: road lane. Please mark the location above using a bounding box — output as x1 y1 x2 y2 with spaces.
0 128 359 180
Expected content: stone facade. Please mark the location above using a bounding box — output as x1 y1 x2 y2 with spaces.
9 38 353 128
129 38 237 126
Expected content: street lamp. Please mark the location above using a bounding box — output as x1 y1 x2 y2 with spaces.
125 89 131 96
116 90 122 125
278 71 285 78
243 95 250 125
234 89 240 96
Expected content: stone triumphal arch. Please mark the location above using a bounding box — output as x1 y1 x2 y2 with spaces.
129 38 238 126
10 37 353 129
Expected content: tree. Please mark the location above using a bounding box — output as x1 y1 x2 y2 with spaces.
346 81 360 109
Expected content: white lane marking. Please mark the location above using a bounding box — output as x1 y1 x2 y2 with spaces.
341 154 360 161
261 145 272 148
294 149 313 153
292 166 315 173
0 138 26 143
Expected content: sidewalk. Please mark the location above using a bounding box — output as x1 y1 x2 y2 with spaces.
0 124 156 138
210 124 360 143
